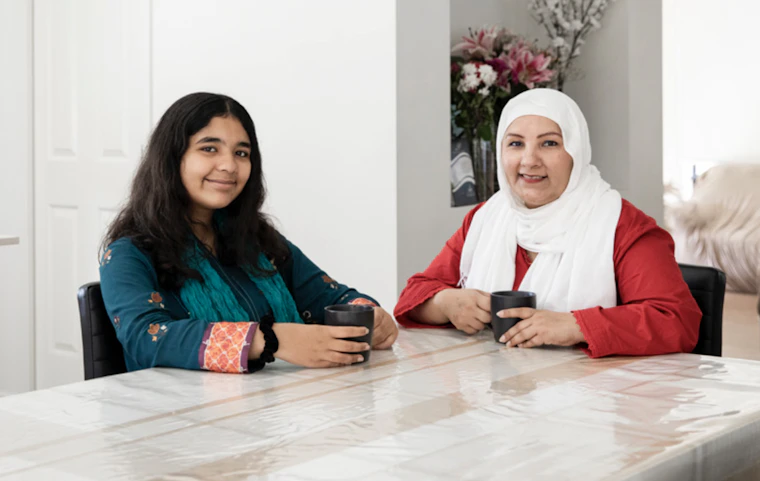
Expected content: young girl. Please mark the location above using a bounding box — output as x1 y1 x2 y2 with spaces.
100 92 397 373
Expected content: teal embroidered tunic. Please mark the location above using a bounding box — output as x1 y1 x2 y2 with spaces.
99 237 377 373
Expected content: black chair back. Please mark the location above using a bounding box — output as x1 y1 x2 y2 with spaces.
77 282 127 379
679 264 726 356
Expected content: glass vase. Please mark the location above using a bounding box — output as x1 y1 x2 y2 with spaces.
470 123 497 202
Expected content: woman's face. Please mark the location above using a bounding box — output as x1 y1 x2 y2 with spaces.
180 116 252 221
501 115 574 208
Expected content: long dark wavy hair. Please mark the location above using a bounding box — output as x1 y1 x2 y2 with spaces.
103 92 287 289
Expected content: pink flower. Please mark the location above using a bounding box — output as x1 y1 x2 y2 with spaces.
505 42 554 88
485 57 512 90
451 26 502 60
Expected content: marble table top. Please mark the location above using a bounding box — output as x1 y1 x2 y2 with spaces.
1 329 760 480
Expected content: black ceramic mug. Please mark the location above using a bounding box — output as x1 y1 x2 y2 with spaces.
491 291 537 342
324 304 374 362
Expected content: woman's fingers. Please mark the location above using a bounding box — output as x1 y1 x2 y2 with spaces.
474 309 492 325
325 350 364 365
506 325 537 347
372 329 396 350
500 320 532 344
475 291 492 312
517 336 543 348
330 339 370 353
326 325 370 339
496 307 536 319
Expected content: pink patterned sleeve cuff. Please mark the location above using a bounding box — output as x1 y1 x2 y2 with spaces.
198 322 257 373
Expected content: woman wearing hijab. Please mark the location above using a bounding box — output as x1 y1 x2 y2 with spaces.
394 89 701 358
100 92 398 373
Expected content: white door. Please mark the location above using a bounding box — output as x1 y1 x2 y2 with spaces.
34 0 151 388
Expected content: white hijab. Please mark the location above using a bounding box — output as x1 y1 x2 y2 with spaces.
459 89 622 312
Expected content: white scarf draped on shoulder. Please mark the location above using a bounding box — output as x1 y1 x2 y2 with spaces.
459 89 622 312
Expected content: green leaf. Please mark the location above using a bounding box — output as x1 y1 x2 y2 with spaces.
477 123 493 141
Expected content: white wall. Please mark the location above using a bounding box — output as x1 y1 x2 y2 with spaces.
450 0 664 224
396 0 548 293
395 0 548 294
626 0 663 222
565 0 664 222
0 0 34 395
152 0 399 308
396 0 461 292
663 0 760 197
451 0 543 42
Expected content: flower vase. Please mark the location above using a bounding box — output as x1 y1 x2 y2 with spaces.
470 123 497 202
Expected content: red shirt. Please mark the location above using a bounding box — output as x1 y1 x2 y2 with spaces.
394 200 702 358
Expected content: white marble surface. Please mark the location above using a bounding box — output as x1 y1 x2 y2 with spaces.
0 236 19 246
1 329 760 480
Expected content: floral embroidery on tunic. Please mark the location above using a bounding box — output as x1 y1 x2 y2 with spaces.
100 249 112 266
322 274 339 290
148 292 165 309
148 323 168 342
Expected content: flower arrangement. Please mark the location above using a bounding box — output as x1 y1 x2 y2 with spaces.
450 27 555 201
529 0 617 91
451 27 554 139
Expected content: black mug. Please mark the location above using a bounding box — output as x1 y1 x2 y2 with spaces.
324 304 374 362
491 291 537 342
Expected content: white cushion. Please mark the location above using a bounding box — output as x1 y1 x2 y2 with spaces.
668 164 760 294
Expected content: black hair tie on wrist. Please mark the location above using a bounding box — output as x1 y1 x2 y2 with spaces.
250 314 278 372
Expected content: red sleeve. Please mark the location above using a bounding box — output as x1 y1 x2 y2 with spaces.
573 200 702 358
394 203 486 328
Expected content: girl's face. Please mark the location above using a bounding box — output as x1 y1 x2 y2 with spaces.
180 116 252 221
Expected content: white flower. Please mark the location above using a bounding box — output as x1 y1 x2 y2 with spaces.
478 64 497 87
552 7 564 23
529 0 616 87
462 63 477 75
479 87 490 97
460 73 481 91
